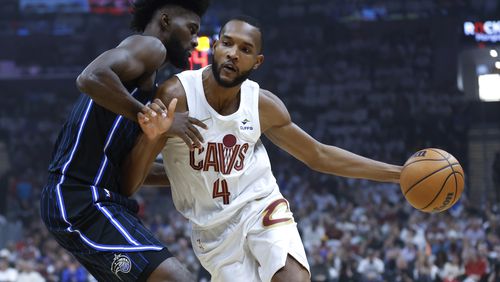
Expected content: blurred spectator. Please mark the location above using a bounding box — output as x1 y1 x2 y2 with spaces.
310 250 329 282
493 152 500 202
60 259 87 282
0 250 18 282
394 255 413 282
463 248 489 282
356 249 384 282
440 253 464 282
16 259 45 282
413 253 438 282
0 140 9 215
339 252 359 282
488 260 500 282
464 219 486 247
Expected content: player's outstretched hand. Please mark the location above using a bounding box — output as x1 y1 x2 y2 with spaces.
168 111 208 151
138 98 177 141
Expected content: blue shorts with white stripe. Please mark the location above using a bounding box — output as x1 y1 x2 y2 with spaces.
40 173 172 282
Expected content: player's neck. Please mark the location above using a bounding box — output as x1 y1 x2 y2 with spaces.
142 25 165 44
203 67 241 98
141 27 168 66
202 68 241 113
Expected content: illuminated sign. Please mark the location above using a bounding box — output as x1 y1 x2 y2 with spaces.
89 0 130 15
196 36 211 52
189 36 211 70
19 0 131 14
189 51 209 70
20 0 89 13
478 74 500 101
464 21 500 43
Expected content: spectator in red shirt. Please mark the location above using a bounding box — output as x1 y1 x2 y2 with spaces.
464 249 488 281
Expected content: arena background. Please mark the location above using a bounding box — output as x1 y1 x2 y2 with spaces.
0 0 499 281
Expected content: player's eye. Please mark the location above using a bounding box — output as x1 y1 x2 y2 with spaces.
188 24 198 35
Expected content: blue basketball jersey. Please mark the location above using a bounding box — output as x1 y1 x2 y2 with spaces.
48 87 154 193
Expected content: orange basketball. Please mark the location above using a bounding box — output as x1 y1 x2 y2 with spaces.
400 148 464 213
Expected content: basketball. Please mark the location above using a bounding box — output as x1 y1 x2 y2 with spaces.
400 148 464 213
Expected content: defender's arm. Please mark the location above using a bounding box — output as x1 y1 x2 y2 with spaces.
76 35 166 121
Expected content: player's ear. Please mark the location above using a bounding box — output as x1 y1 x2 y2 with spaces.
253 54 264 70
212 39 219 50
160 13 171 31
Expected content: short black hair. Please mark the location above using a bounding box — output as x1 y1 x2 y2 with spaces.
220 15 262 36
131 0 210 32
220 15 263 52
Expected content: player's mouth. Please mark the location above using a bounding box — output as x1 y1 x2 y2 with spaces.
221 62 238 73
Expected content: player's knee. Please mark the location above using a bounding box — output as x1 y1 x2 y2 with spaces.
147 257 195 282
271 255 310 282
272 266 310 282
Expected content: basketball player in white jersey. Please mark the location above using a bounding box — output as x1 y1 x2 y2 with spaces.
125 16 402 282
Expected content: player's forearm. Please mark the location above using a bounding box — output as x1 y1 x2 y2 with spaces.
76 69 143 122
121 134 167 196
313 144 402 183
143 162 170 187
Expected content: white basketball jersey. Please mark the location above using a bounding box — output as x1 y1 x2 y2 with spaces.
162 67 279 228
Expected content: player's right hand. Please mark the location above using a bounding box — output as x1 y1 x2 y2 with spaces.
139 98 207 150
167 111 207 151
138 98 177 141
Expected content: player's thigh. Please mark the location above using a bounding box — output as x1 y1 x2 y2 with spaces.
47 201 179 281
147 257 195 282
191 220 257 281
247 198 310 282
70 248 173 282
271 255 310 282
248 224 310 282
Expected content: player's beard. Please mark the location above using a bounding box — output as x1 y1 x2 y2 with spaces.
211 57 253 88
166 35 190 70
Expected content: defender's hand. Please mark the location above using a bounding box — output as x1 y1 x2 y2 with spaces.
138 98 177 141
167 112 208 151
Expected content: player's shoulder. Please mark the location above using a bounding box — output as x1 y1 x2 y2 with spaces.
117 35 166 56
157 76 189 111
258 88 291 128
119 35 165 49
158 76 186 99
259 88 286 111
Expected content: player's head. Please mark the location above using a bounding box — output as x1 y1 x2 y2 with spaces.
131 0 210 69
211 16 264 88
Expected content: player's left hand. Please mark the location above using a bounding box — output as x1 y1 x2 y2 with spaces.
138 98 177 141
167 111 207 151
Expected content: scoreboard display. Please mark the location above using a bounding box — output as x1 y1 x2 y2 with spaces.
189 34 217 70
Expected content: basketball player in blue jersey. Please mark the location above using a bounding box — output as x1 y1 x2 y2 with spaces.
40 1 210 281
127 16 403 282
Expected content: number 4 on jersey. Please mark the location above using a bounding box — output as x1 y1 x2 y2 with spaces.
213 179 230 204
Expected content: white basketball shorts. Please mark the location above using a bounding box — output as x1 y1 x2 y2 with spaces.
190 191 310 282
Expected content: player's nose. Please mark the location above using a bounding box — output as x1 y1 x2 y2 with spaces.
226 46 238 61
191 36 198 49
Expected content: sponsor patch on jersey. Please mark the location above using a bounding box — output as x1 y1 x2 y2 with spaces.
240 119 253 130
